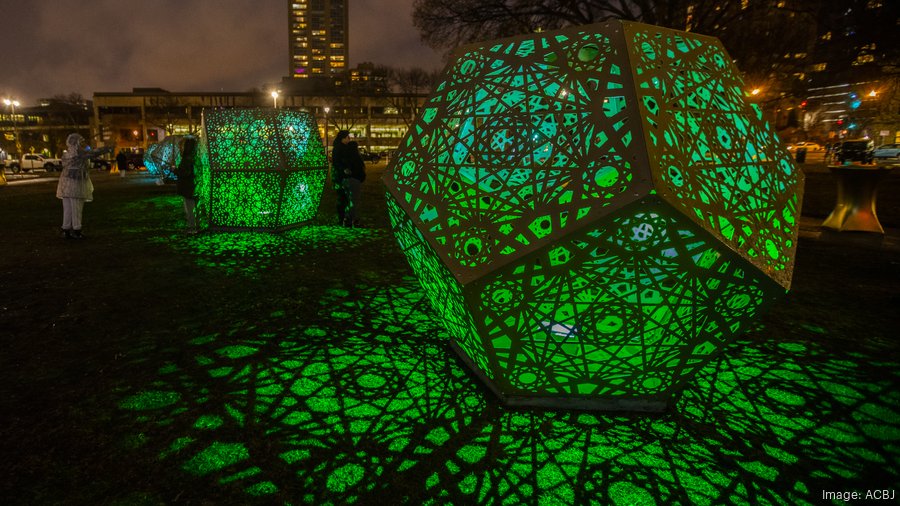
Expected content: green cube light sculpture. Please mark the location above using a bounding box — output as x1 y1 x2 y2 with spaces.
383 21 804 411
197 108 327 230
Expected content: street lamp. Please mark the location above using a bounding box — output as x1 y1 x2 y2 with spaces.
271 90 279 109
3 98 21 156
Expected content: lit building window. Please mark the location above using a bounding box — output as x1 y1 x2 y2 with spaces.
811 63 827 72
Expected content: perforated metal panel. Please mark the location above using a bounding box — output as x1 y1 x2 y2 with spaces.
384 21 803 411
196 108 327 231
144 135 185 180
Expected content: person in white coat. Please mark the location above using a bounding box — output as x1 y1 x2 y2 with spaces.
56 133 109 239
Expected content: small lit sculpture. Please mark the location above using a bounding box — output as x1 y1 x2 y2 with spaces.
384 21 804 411
196 108 327 230
144 135 186 181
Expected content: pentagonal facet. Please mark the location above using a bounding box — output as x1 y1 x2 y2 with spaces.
197 108 327 230
623 23 803 288
387 23 654 285
384 21 803 410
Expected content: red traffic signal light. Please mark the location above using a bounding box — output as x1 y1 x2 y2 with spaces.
836 118 844 126
800 100 807 108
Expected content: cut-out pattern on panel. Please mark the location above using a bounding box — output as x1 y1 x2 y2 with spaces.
197 108 327 230
625 24 803 287
387 27 650 283
144 135 186 180
384 21 802 410
471 200 777 400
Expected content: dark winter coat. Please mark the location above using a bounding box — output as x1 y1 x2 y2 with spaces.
175 140 197 198
332 140 366 183
346 141 366 182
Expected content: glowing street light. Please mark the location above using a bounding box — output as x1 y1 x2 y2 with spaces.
271 90 280 108
750 88 761 96
4 98 22 155
868 90 877 98
323 106 330 148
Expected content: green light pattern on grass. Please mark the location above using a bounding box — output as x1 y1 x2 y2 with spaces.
155 223 384 276
120 279 899 503
196 108 327 230
194 415 224 430
383 21 802 408
119 390 180 410
183 442 249 475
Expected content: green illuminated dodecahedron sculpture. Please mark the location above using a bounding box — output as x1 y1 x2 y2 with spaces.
384 21 804 411
196 108 327 230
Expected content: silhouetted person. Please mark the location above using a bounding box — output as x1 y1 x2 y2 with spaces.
175 137 199 234
331 130 351 225
116 150 128 172
343 140 366 227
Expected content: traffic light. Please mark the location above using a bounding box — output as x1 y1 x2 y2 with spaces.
800 100 807 108
836 118 844 126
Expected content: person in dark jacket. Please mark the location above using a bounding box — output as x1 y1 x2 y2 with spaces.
175 137 199 234
116 150 128 173
342 140 366 227
331 130 351 225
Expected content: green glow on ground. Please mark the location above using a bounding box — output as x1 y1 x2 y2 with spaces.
183 442 249 475
119 390 180 410
119 278 899 504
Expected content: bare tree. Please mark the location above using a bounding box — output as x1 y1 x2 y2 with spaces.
380 67 441 129
412 0 779 51
326 95 365 132
145 95 186 136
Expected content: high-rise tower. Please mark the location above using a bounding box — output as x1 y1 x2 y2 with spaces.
287 0 348 81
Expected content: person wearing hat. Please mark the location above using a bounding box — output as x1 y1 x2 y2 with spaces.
56 133 110 239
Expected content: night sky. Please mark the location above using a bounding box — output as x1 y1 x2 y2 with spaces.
0 0 444 106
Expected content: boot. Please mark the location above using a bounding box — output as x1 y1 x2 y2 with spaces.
61 228 72 239
71 230 84 239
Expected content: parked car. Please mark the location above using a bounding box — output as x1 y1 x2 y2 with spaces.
358 147 381 163
117 149 145 170
1 152 20 173
20 153 63 172
91 156 113 170
833 139 874 165
873 143 900 160
787 141 823 152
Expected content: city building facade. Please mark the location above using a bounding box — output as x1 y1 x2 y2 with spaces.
91 88 426 156
288 0 349 85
